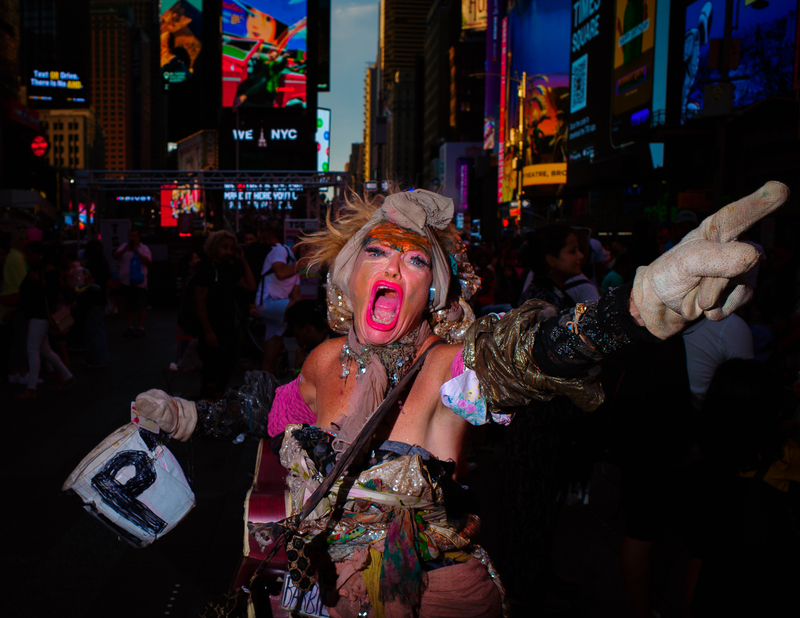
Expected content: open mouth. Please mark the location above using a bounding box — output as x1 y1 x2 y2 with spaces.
366 280 403 331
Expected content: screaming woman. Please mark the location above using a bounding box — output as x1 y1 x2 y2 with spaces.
134 182 788 618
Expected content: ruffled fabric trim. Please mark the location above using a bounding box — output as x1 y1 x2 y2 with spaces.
267 378 316 437
440 352 512 426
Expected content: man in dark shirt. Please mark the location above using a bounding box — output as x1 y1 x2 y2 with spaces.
195 231 255 398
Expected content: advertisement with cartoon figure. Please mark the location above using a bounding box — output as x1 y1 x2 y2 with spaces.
222 0 308 109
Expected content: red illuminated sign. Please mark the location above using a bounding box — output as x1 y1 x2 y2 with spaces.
31 135 49 157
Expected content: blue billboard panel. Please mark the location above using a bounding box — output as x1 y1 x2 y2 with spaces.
499 1 571 200
682 0 798 122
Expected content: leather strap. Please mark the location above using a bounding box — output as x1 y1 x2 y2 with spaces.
299 339 444 519
248 339 445 585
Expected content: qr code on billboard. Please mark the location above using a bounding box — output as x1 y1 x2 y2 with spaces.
571 54 588 114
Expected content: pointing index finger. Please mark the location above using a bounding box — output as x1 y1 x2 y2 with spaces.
702 181 789 243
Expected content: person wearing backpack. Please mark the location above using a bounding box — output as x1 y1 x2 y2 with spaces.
251 226 305 374
113 228 152 338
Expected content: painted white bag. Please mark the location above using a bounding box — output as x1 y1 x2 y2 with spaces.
62 423 195 547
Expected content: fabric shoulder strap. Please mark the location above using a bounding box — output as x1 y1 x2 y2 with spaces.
299 340 444 520
564 278 585 291
240 340 444 593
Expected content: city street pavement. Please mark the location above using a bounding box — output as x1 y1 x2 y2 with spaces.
2 308 689 617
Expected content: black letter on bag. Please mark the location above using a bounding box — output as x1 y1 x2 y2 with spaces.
91 450 167 535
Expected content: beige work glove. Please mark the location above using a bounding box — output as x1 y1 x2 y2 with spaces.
135 389 197 441
632 181 789 339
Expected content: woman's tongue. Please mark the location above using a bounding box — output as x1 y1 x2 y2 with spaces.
372 294 399 324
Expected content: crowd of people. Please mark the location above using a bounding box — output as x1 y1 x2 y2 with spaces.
0 227 115 399
131 185 799 617
452 212 800 615
5 185 800 615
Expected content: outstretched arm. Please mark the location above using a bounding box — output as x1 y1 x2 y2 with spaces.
465 181 789 415
134 371 281 442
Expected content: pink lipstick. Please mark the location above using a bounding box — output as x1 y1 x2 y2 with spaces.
366 280 403 331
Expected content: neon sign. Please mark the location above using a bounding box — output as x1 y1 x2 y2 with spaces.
31 135 49 157
30 70 84 90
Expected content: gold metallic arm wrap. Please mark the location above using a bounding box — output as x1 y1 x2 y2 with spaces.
462 300 605 414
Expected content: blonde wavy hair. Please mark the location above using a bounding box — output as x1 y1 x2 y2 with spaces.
203 230 237 259
300 189 462 272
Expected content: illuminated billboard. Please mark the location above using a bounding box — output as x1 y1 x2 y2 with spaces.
568 0 613 183
27 70 87 106
496 16 507 203
498 1 571 202
316 108 330 172
219 110 314 170
160 185 203 227
222 0 308 109
317 0 331 91
64 203 96 230
682 0 798 123
484 0 505 153
160 0 203 91
463 0 488 30
223 182 303 211
610 0 671 146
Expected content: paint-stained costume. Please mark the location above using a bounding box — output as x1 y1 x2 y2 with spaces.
133 182 790 618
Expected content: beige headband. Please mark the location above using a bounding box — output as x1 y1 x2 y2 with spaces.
330 190 454 312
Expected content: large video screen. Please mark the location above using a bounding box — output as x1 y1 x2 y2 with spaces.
160 0 203 91
316 108 330 172
222 0 308 109
609 0 671 145
463 0 488 30
223 182 303 211
610 0 657 146
28 70 88 107
160 185 203 227
498 0 570 202
682 0 798 123
568 0 612 180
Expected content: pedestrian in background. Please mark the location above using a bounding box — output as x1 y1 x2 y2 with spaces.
251 225 303 375
15 242 74 399
1 227 30 384
113 228 152 338
194 230 255 398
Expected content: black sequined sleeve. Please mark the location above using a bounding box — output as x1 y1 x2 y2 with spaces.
194 370 280 441
533 282 659 378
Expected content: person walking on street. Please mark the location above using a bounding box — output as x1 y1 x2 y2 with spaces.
15 242 74 399
1 228 30 384
113 229 152 338
194 230 256 398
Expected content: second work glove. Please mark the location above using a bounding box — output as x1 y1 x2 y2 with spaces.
632 181 789 339
135 389 197 441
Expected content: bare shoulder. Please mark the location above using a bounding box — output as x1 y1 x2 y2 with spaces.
301 336 344 383
420 339 464 387
298 337 344 413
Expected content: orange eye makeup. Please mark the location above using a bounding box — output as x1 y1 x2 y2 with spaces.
363 223 431 264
